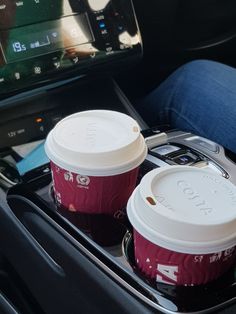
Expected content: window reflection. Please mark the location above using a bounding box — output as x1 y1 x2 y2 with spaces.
87 0 110 12
65 43 98 59
62 0 74 15
119 31 140 47
61 14 93 48
61 15 96 58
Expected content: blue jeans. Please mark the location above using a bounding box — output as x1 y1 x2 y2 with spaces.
138 60 236 154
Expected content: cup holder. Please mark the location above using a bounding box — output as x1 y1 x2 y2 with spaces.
7 175 236 314
122 231 158 288
49 183 129 246
121 230 236 312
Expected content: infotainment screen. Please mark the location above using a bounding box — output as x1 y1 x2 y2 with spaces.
0 0 142 97
0 14 94 63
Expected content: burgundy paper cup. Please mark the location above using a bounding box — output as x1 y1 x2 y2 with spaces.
127 166 236 286
45 110 147 244
50 162 139 215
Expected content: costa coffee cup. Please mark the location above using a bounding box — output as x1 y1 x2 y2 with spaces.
45 110 147 245
127 166 236 286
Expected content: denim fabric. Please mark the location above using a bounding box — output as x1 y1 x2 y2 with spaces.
137 60 236 153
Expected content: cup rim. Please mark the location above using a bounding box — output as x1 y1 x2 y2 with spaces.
45 110 147 176
127 166 236 254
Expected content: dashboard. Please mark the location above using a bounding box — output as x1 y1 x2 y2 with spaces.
0 0 142 97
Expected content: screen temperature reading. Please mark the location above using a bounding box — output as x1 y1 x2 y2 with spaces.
0 14 94 63
12 41 26 53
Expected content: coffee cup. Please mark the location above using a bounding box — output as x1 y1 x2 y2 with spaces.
127 166 236 286
45 110 147 245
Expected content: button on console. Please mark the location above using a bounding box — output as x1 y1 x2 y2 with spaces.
173 154 196 165
151 145 180 156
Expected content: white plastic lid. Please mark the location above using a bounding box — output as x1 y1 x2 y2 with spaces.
45 110 147 176
127 166 236 254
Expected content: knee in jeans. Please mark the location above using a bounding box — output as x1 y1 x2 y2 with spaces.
180 59 221 75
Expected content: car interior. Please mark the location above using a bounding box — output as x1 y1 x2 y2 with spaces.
0 0 236 313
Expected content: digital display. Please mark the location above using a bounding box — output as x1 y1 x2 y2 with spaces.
0 14 94 63
0 0 80 30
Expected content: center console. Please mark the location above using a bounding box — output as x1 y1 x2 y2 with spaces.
142 128 236 185
0 125 235 314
